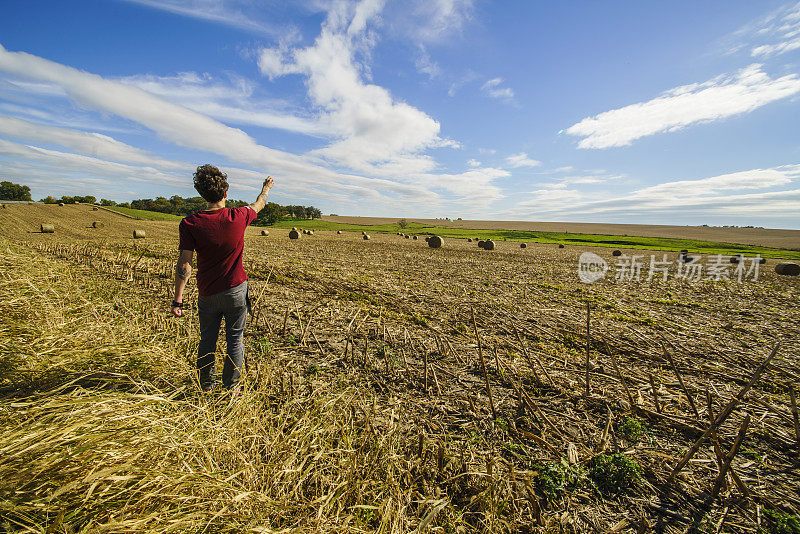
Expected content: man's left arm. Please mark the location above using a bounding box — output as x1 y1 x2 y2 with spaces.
172 249 194 317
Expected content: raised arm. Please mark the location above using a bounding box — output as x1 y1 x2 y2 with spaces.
250 176 275 213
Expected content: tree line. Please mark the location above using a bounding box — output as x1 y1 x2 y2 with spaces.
0 180 322 226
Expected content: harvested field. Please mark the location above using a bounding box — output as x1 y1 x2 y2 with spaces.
0 204 799 533
324 216 800 250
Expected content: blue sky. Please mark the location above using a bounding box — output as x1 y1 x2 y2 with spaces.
1 0 799 228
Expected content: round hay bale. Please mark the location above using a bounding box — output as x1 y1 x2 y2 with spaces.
133 229 146 239
758 257 766 264
307 230 314 236
413 235 418 240
261 229 269 236
1 204 5 209
92 207 98 211
363 231 367 236
405 234 410 239
289 229 300 240
58 202 64 206
292 227 298 231
337 230 342 234
477 240 485 248
425 237 430 242
775 262 800 276
363 234 371 240
730 255 741 264
681 255 694 263
91 221 103 228
612 249 622 257
40 223 54 233
520 243 527 248
680 249 688 254
483 239 496 250
558 244 565 248
428 235 443 248
467 238 473 242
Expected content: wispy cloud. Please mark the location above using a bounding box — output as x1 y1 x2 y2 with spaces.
505 152 541 168
467 158 481 167
512 165 800 218
117 0 287 37
732 1 800 58
481 77 514 100
567 64 800 149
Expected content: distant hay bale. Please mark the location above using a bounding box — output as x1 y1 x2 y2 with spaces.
558 244 565 248
758 257 766 264
261 229 269 236
483 239 496 250
363 231 368 236
467 238 472 242
91 221 103 228
413 235 418 240
680 249 688 254
730 255 741 264
92 207 98 211
520 243 527 248
680 255 694 263
133 229 146 239
428 235 443 248
289 229 300 239
478 240 485 248
292 227 298 231
425 237 430 242
363 234 371 240
405 234 410 239
337 230 342 234
1 204 5 208
58 202 64 206
40 223 54 233
612 249 622 256
307 230 314 236
775 262 800 276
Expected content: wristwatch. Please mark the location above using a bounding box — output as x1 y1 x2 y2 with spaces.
172 300 185 309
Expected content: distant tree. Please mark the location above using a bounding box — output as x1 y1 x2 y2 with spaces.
60 195 76 204
40 196 59 204
117 202 131 208
253 202 283 226
100 199 117 206
398 218 408 229
0 180 32 201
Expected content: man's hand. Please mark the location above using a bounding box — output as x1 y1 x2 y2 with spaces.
171 305 183 318
251 176 274 212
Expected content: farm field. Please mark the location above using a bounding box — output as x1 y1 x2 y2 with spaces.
324 216 800 251
1 204 799 533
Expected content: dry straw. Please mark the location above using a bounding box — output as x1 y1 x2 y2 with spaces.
133 229 146 239
261 229 269 236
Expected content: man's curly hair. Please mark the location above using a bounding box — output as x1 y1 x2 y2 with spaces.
193 164 229 203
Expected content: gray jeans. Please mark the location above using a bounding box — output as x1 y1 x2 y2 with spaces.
197 281 249 389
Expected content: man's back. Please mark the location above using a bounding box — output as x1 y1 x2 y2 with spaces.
179 206 257 296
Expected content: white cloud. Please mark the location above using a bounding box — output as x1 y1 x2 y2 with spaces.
747 2 800 57
0 114 184 169
414 46 441 79
467 158 481 167
0 42 434 206
119 72 327 136
256 0 454 178
512 165 800 218
117 0 286 37
567 64 800 149
505 152 541 168
481 77 514 100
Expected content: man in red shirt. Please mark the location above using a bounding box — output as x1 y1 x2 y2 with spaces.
172 164 274 392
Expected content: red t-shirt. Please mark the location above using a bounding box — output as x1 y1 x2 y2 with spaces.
178 206 257 296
